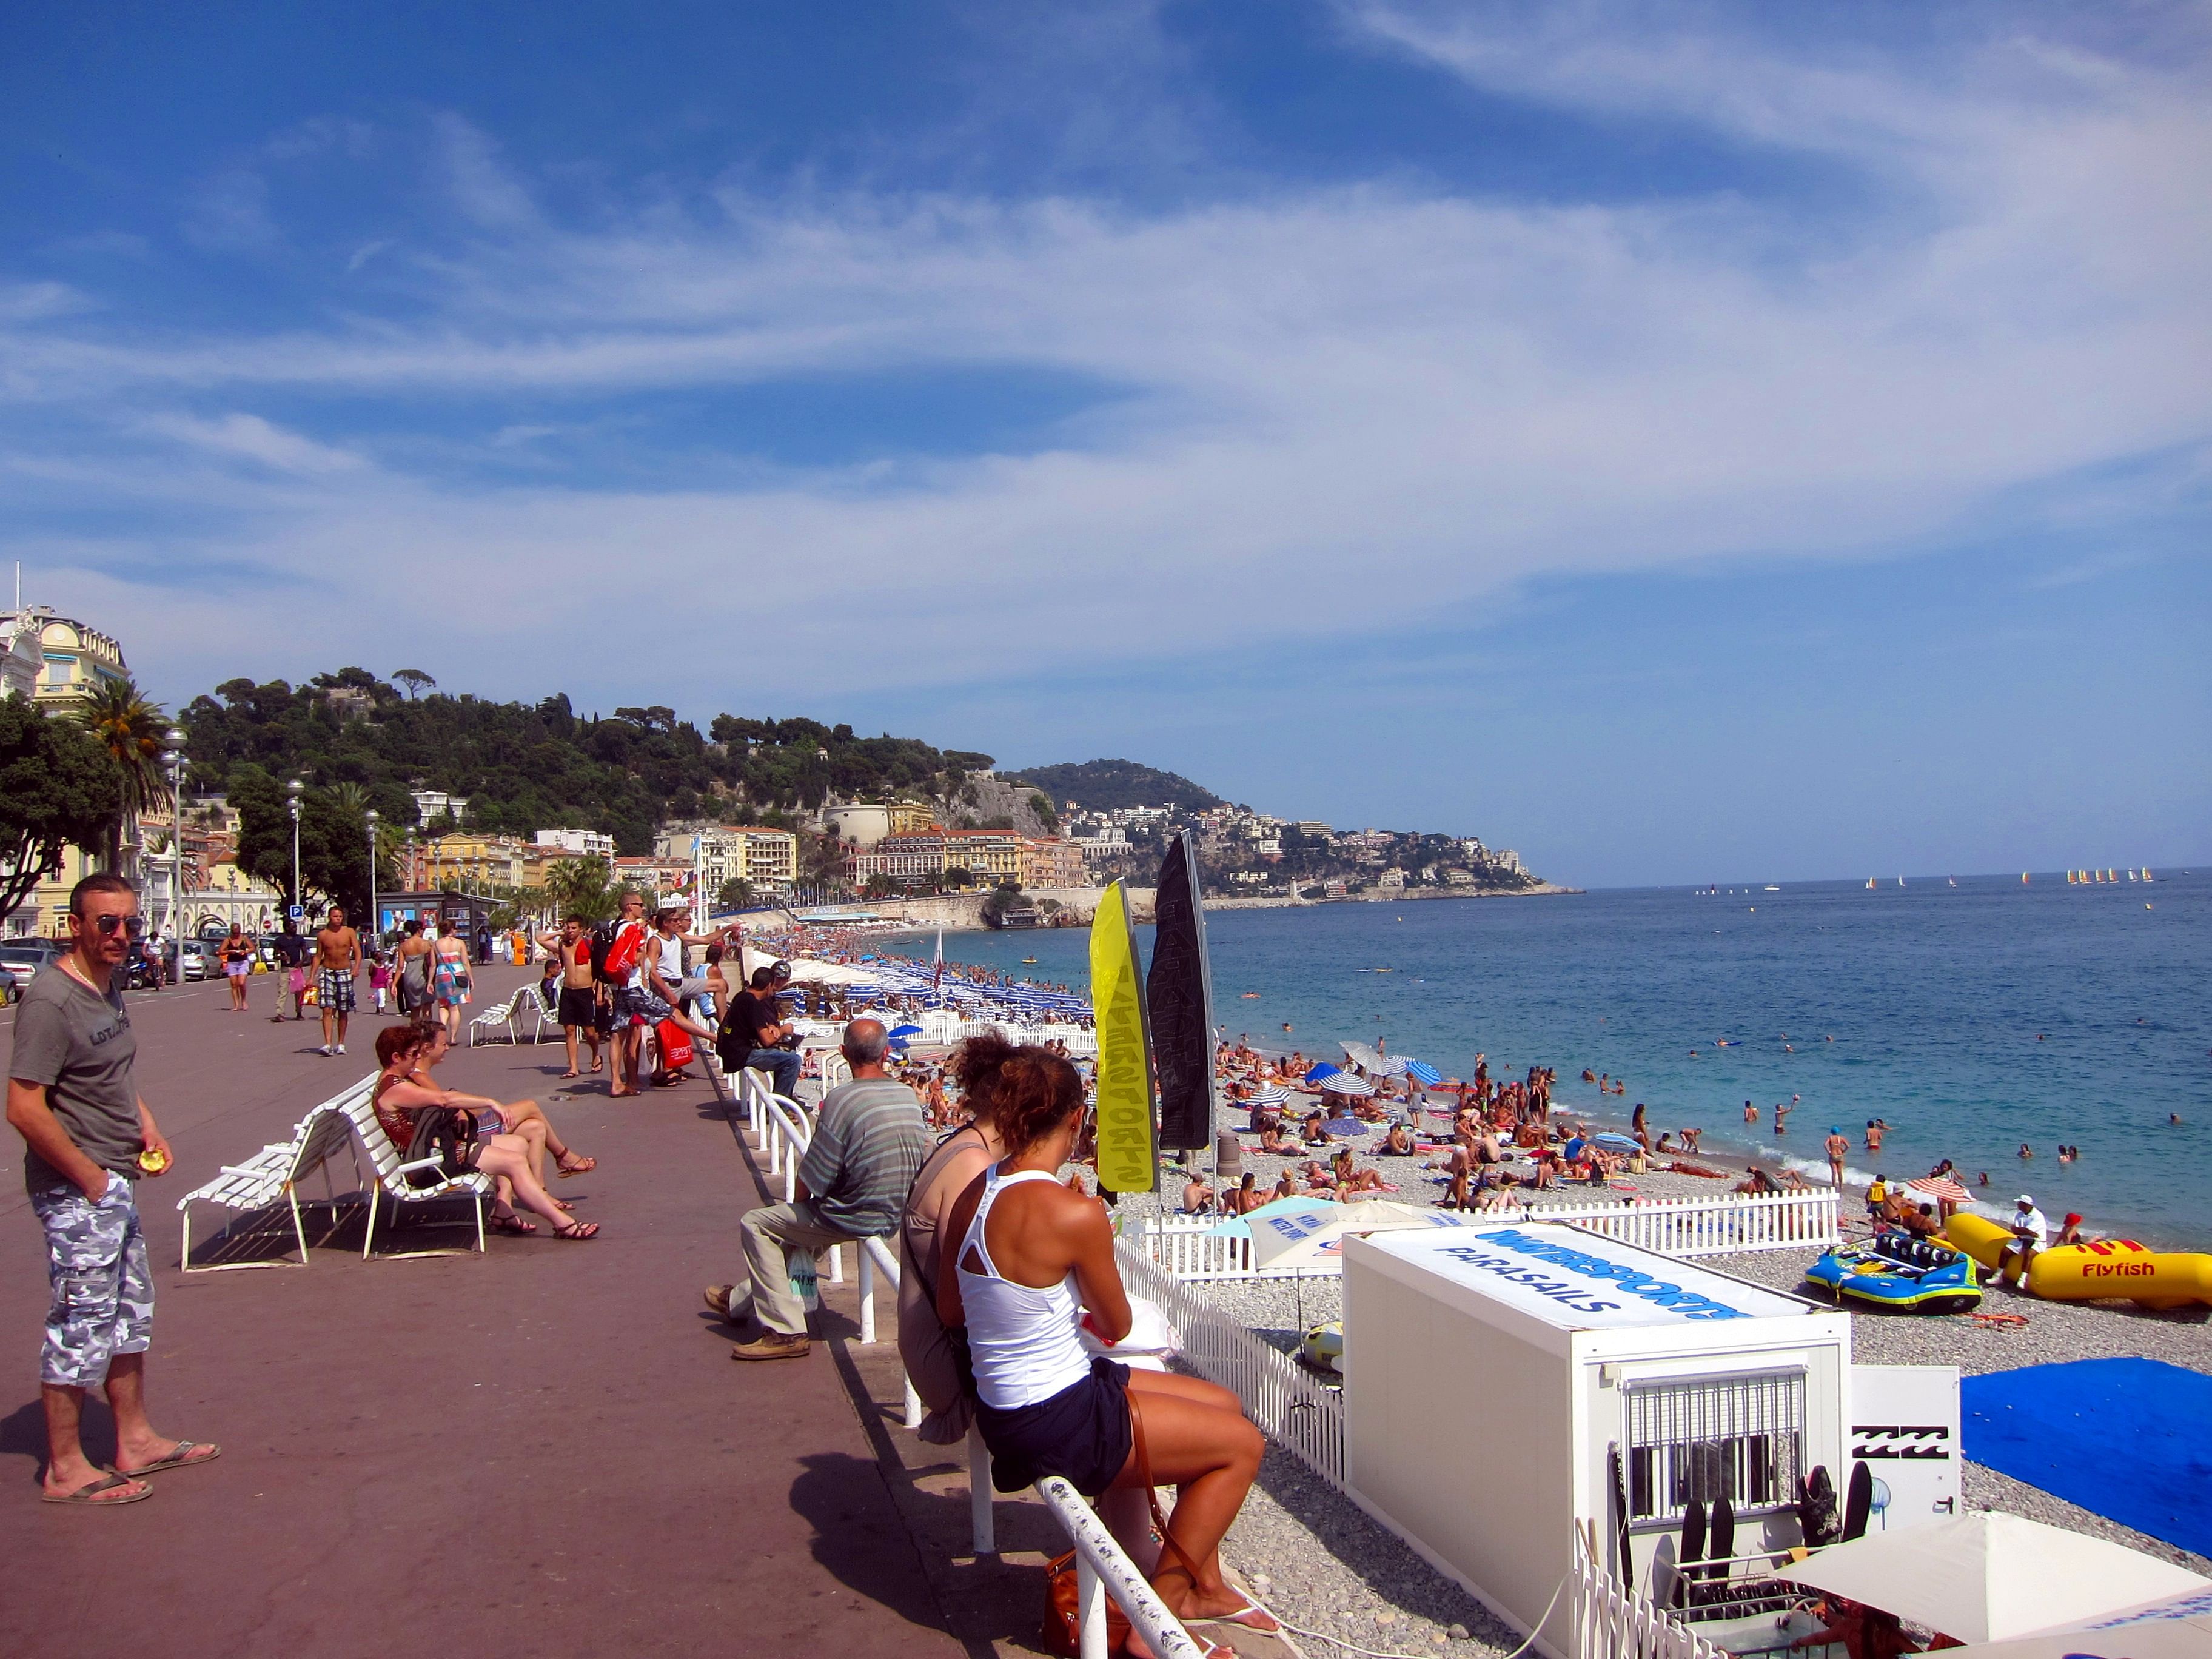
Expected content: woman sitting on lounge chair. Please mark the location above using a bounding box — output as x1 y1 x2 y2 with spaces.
938 1050 1275 1650
371 1024 595 1239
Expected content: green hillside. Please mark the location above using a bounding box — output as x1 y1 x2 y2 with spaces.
180 668 992 854
1003 758 1224 813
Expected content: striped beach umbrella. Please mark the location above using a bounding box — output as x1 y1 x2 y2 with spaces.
1321 1073 1377 1098
1372 1054 1410 1077
1905 1176 1972 1205
1250 1084 1292 1106
1402 1059 1444 1086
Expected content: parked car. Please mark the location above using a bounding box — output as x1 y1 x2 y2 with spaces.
150 938 210 983
0 938 68 1000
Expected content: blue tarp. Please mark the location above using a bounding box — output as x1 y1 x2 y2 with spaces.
1962 1358 2212 1560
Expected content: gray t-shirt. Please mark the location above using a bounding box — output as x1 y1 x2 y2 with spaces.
9 964 139 1193
797 1076 928 1237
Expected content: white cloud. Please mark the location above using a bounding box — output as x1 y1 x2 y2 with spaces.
138 412 367 475
4 18 2209 706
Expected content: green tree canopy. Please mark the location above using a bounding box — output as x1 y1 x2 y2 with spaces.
0 696 126 923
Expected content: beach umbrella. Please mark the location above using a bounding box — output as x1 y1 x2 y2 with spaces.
1341 1041 1383 1070
888 1025 923 1040
1942 1587 2212 1659
1303 1062 1341 1084
1321 1073 1376 1098
1906 1175 1972 1205
1593 1133 1641 1151
1321 1117 1367 1136
1372 1054 1410 1077
1771 1514 2208 1646
1247 1198 1469 1272
1249 1084 1291 1107
1402 1059 1444 1086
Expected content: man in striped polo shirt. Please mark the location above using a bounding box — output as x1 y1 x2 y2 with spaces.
712 1019 927 1361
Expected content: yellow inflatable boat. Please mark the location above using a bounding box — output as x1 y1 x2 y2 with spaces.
1944 1213 2212 1310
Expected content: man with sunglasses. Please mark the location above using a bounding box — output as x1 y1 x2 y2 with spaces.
7 872 218 1506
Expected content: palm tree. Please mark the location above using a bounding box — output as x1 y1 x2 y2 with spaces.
75 675 170 872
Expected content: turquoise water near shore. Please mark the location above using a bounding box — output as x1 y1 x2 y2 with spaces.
893 872 2212 1248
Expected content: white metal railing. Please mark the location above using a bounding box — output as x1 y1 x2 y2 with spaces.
1036 1475 1207 1659
1132 1190 1838 1282
743 1071 842 1285
854 1234 924 1430
1570 1527 1728 1659
1114 1237 1347 1490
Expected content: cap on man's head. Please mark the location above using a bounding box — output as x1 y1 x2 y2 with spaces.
2016 1194 2034 1207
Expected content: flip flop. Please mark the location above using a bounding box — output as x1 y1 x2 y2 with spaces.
557 1155 596 1176
1185 1594 1279 1632
558 1070 582 1079
115 1441 221 1476
42 1469 153 1505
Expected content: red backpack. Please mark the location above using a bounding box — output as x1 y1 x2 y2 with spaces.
600 920 645 981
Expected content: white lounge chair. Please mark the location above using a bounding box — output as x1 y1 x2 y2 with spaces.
176 1095 361 1272
338 1090 491 1259
466 991 525 1046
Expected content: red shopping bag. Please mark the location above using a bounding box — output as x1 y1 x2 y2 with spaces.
656 1019 695 1070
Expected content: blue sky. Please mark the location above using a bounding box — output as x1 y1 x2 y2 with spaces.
5 1 2208 885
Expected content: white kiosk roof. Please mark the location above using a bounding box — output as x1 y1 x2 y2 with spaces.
1358 1222 1814 1331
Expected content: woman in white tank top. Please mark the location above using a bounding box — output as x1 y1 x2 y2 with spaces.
937 1050 1275 1646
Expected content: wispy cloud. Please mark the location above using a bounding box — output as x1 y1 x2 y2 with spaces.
138 412 367 475
4 12 2209 712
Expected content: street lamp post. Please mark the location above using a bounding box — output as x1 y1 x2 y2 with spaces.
163 727 186 979
366 809 380 948
286 779 304 920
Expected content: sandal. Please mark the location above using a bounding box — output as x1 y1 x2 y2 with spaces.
557 1153 597 1176
42 1469 153 1506
489 1210 537 1236
554 1218 599 1241
115 1441 222 1477
591 1057 605 1074
558 1070 582 1079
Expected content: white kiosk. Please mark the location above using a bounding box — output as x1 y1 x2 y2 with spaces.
1343 1223 1855 1655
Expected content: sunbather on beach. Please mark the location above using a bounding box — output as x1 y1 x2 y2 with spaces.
1381 1122 1414 1155
1180 1174 1218 1216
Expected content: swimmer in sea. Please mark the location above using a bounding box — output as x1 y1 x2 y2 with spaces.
2018 1143 2033 1159
1743 1100 1758 1124
1774 1099 1793 1135
1977 1171 1991 1187
1866 1119 1885 1153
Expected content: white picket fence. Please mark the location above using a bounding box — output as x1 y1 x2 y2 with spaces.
1113 1236 1349 1491
1530 1189 1838 1259
1130 1190 1837 1282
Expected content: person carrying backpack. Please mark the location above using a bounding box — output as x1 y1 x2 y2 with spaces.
599 891 652 1098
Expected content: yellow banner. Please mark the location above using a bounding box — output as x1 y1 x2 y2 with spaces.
1089 880 1157 1193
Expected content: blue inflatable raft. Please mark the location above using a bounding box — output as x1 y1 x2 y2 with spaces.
1805 1233 1982 1313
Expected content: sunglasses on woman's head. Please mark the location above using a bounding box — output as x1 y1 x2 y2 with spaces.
89 913 146 938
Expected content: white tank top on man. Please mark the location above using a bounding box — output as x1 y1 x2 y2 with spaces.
957 1164 1093 1410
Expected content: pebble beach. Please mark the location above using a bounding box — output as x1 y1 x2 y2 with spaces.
1099 1120 2212 1659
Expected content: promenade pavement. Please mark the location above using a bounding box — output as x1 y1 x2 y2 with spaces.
0 964 1039 1658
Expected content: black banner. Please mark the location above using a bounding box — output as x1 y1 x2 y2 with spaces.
1147 831 1216 1151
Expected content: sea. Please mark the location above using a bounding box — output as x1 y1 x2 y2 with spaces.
889 871 2212 1250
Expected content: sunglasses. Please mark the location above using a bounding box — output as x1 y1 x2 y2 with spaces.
86 913 146 939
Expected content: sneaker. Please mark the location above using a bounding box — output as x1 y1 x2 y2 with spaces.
318 1045 333 1056
335 1044 346 1055
729 1332 809 1362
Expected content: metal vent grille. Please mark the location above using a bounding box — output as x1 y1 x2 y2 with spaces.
1625 1371 1805 1523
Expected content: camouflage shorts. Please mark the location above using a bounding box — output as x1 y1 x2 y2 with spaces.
31 1175 154 1388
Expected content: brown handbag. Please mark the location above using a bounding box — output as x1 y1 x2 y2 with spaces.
1039 1391 1204 1657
